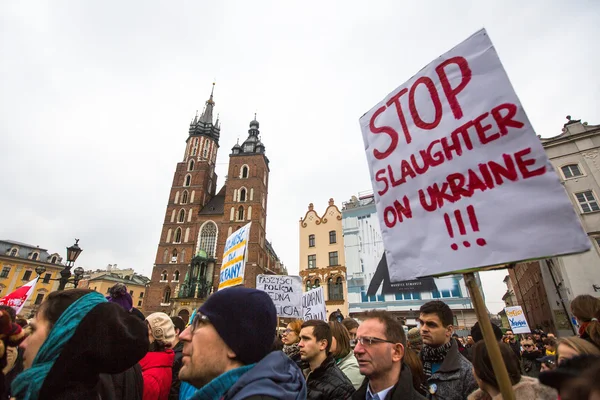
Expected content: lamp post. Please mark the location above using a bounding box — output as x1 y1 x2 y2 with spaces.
36 239 84 291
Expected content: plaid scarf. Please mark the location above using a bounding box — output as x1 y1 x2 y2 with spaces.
421 340 453 380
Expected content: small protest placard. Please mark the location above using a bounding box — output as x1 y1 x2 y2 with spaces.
256 275 302 318
302 286 327 321
359 28 590 282
218 222 251 290
505 306 531 334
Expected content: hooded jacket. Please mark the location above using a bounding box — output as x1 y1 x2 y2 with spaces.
467 376 557 400
304 355 356 400
222 351 307 400
140 350 175 400
37 302 149 400
352 363 426 400
337 351 364 389
422 340 478 400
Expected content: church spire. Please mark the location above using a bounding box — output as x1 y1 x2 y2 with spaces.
199 82 216 124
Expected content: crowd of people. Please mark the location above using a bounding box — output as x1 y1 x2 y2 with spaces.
0 284 598 400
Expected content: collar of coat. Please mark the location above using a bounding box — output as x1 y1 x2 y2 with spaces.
354 363 423 400
431 339 462 374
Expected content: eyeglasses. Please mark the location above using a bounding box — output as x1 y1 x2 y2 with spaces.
191 313 210 332
355 336 397 346
523 344 533 348
283 328 293 334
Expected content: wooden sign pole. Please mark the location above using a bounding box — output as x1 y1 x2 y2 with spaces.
463 272 515 400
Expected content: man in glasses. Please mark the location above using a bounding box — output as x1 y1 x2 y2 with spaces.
178 287 306 399
418 301 477 400
352 310 425 400
298 319 355 399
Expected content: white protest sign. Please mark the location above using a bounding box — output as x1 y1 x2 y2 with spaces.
302 286 327 321
505 306 531 334
218 222 251 290
256 275 302 318
359 28 590 282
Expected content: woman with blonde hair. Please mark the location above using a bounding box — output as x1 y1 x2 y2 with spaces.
570 294 600 348
556 336 600 365
328 321 362 389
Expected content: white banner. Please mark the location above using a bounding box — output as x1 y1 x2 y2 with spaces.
302 286 327 321
359 28 590 282
505 306 531 334
218 222 252 290
256 275 302 318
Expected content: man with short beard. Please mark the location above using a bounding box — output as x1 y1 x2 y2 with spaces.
418 301 477 399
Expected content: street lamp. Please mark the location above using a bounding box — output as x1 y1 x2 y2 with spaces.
36 239 84 290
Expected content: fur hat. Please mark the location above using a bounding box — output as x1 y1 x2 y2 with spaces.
106 283 133 312
199 286 276 365
146 312 176 348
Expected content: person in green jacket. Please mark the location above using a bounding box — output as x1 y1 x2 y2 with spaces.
329 321 363 389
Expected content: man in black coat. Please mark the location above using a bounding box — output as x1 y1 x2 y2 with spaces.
169 316 186 400
352 310 425 400
299 320 355 400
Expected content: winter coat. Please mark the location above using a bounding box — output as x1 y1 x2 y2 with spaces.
520 350 542 378
423 340 478 400
304 355 356 400
37 302 149 399
352 363 426 400
223 350 307 400
466 376 557 400
169 341 184 400
507 341 521 360
337 351 364 389
141 350 175 400
98 364 144 400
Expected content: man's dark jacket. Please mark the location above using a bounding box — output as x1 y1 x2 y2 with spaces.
304 355 355 400
352 363 426 400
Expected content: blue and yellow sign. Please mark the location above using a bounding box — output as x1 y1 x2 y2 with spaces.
218 222 252 290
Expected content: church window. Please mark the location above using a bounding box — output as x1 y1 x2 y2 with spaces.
233 189 237 202
239 188 247 202
163 250 168 263
230 207 235 221
184 175 191 187
161 270 168 281
203 142 209 158
241 165 249 179
163 287 171 303
173 270 180 281
237 206 244 221
247 206 252 220
181 191 188 204
188 160 195 171
166 229 172 242
174 228 182 243
188 208 193 222
192 147 197 156
178 209 186 223
180 249 186 263
191 191 195 203
184 228 190 242
250 188 254 201
199 222 218 257
174 191 180 204
263 170 267 185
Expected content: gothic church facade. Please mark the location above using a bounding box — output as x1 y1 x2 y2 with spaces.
144 85 284 321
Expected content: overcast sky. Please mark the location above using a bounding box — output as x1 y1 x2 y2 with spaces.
1 1 598 313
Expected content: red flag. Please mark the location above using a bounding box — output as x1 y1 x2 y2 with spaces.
0 277 38 314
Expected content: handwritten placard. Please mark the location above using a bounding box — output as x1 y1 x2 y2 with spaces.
359 28 590 282
218 222 251 290
302 286 327 321
505 306 531 334
256 275 302 318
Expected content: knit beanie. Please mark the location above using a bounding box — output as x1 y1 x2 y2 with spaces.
407 327 422 347
146 312 176 348
199 286 277 365
106 283 133 312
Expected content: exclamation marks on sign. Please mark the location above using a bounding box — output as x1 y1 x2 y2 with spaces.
444 205 487 251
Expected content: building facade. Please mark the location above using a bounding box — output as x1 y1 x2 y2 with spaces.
299 199 348 319
341 193 477 332
540 117 600 299
79 273 149 310
0 240 66 317
144 85 283 319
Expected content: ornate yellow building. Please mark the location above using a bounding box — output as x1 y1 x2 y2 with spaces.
299 199 348 319
79 273 149 310
0 240 67 317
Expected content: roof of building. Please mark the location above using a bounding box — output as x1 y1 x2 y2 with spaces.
0 239 62 265
88 272 149 286
199 190 225 215
265 240 280 261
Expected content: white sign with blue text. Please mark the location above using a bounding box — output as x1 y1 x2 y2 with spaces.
218 222 252 290
505 305 531 334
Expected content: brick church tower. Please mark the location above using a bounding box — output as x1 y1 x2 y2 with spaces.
144 85 284 321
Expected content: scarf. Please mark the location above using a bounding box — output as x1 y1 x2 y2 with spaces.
189 363 255 400
11 292 107 400
283 342 300 359
421 340 453 379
